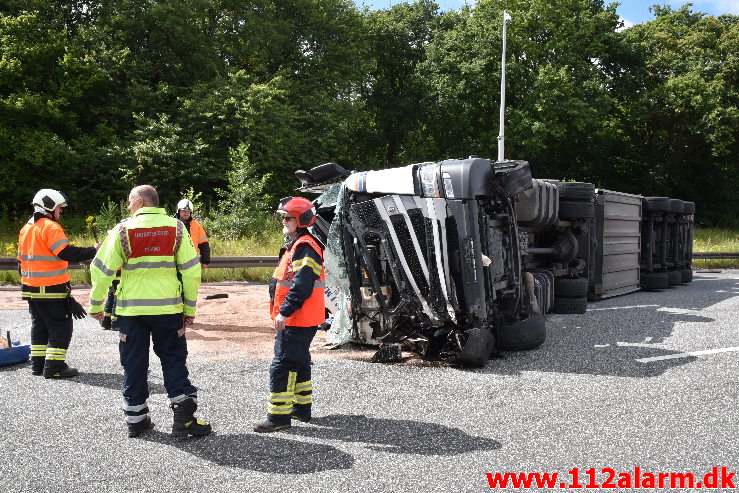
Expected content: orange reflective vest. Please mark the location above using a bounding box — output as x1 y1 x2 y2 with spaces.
17 217 71 287
189 220 208 252
270 235 325 327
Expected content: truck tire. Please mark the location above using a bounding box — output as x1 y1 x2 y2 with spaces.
556 182 595 200
682 201 695 214
455 326 496 367
641 272 668 290
494 161 533 198
552 296 587 314
669 199 684 213
680 269 693 283
498 313 546 351
643 197 671 213
666 270 681 286
558 200 594 219
554 277 589 297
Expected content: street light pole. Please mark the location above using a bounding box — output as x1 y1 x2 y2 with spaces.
497 11 512 163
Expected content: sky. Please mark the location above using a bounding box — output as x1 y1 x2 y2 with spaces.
360 0 739 26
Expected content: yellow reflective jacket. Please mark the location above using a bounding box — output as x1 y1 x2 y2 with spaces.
88 207 201 316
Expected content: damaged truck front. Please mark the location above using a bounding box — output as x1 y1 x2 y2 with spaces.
298 157 547 367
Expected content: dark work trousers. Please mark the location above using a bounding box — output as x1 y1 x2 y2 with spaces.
29 301 73 371
118 314 196 423
267 325 318 425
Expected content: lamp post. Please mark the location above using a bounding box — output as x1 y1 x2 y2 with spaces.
497 11 512 162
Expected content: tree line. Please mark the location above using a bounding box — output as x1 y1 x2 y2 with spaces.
1 0 737 233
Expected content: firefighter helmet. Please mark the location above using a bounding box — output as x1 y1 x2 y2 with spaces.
177 199 194 211
32 189 68 211
276 196 316 228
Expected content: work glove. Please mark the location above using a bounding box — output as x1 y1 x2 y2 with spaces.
68 296 87 320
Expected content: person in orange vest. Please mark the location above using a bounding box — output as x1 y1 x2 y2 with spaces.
254 196 325 433
17 189 100 378
174 199 210 268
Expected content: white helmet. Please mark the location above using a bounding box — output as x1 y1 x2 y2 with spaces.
177 199 194 211
32 189 68 211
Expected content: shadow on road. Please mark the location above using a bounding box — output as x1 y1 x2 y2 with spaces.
288 414 502 455
140 429 354 474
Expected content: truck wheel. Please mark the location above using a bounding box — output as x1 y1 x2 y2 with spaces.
669 199 684 213
552 296 587 314
455 326 496 367
556 182 595 200
498 313 546 351
666 270 681 286
641 272 668 290
558 200 594 219
680 269 693 283
494 161 533 198
643 197 671 213
554 277 589 297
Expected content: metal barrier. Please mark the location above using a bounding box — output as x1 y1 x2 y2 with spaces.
0 256 279 270
0 253 735 271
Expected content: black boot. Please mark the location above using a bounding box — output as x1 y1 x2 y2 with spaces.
170 397 212 438
43 362 78 379
31 356 44 376
127 415 154 438
253 418 291 433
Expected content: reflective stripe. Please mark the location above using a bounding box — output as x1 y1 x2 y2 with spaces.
292 256 322 276
31 344 47 357
267 403 294 414
20 268 68 278
183 298 197 308
275 280 325 288
116 297 183 308
19 255 59 261
49 238 69 251
45 347 67 361
90 299 104 306
125 414 149 424
123 261 176 270
269 394 295 403
92 257 116 276
294 395 312 404
22 292 68 299
197 235 208 243
294 381 313 392
122 402 149 412
270 391 295 399
177 257 200 270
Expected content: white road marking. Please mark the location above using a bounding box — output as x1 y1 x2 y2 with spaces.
637 346 739 363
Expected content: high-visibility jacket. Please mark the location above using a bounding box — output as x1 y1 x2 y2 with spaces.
88 207 201 317
17 217 71 290
270 235 325 327
189 219 208 253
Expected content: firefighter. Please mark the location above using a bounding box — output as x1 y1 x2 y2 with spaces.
17 189 99 378
254 196 325 433
174 199 210 268
89 185 212 439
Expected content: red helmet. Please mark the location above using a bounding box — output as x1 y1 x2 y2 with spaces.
276 196 316 228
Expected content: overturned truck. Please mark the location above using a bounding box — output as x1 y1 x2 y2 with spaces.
295 157 695 367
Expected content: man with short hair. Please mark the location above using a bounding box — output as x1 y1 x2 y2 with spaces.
89 185 212 438
254 196 325 433
18 189 99 378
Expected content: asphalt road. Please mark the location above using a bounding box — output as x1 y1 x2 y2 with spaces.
1 270 738 492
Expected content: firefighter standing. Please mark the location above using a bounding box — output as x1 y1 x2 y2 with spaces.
254 196 325 433
89 185 212 438
175 199 210 268
17 189 99 378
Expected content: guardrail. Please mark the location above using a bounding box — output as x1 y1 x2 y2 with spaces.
0 253 736 271
0 256 279 270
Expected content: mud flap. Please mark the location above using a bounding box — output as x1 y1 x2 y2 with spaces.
456 327 496 367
